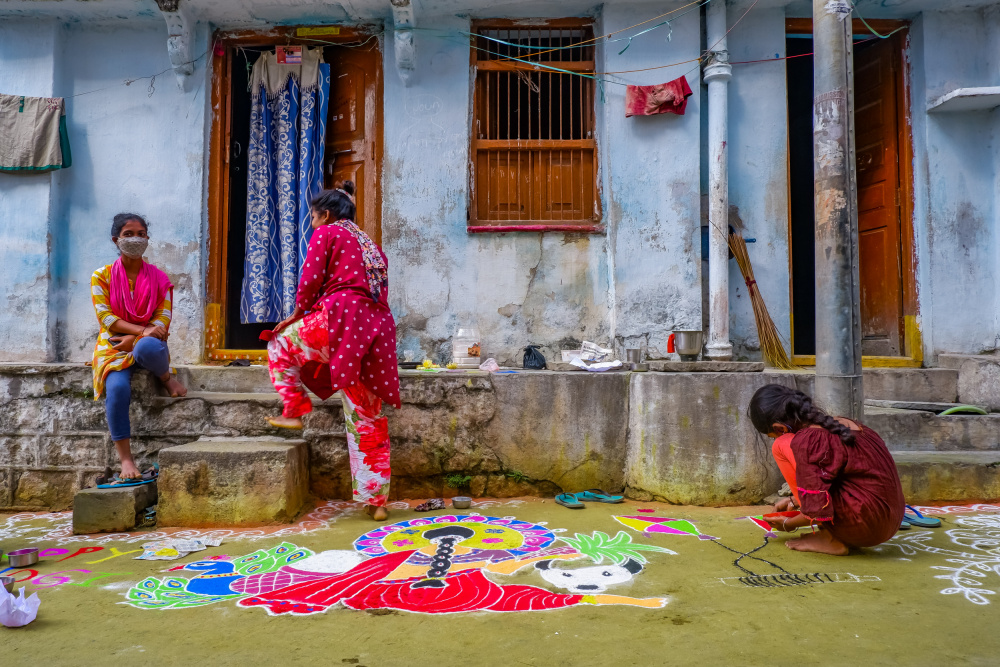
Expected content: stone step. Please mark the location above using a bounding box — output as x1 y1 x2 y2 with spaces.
73 482 157 534
865 407 1000 451
937 354 1000 411
862 368 958 403
893 451 1000 503
150 391 340 406
157 437 308 527
864 399 989 414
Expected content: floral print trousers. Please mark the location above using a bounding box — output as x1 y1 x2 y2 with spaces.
268 314 391 507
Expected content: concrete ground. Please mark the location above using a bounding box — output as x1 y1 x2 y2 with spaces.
2 498 999 666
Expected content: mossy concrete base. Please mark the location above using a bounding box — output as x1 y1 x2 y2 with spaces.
158 438 308 527
893 451 1000 503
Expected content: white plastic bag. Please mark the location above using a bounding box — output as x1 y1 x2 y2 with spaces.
0 587 41 628
479 358 500 372
570 358 623 372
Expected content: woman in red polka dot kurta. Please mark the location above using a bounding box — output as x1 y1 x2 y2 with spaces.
265 182 400 521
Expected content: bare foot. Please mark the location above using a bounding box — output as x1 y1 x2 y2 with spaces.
785 530 849 556
267 416 303 430
119 459 142 480
366 505 389 521
162 374 187 398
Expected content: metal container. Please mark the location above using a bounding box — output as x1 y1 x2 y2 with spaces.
0 576 13 594
672 330 704 361
451 496 472 510
625 348 642 364
630 362 649 372
7 548 39 567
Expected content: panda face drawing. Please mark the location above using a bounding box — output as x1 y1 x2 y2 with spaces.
534 558 643 594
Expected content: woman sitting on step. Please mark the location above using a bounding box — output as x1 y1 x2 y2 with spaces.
91 213 187 481
264 182 400 522
748 384 905 555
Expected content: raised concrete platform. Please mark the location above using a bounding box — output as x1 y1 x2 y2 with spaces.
648 361 764 372
864 399 988 413
157 437 308 527
939 354 1000 411
4 362 1000 511
893 451 1000 503
72 482 157 534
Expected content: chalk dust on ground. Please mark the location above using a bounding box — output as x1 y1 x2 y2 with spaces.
2 498 999 666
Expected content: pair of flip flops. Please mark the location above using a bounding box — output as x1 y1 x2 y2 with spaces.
555 489 624 509
899 505 942 529
95 464 159 489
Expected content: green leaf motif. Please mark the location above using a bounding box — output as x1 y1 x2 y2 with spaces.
558 531 674 565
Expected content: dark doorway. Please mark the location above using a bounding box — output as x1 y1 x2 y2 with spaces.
224 48 270 350
786 31 909 358
786 36 815 356
220 42 383 351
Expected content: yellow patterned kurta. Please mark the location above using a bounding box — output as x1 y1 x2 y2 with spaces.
90 264 172 399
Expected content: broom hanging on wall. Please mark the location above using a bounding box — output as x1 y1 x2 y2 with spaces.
727 231 796 370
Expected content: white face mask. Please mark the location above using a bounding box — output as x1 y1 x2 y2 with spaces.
117 237 148 258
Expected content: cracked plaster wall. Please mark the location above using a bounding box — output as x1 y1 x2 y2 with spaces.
0 19 209 365
911 10 1000 359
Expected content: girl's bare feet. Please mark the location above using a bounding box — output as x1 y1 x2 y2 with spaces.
785 530 849 556
267 416 303 429
365 505 389 521
160 373 188 398
119 459 142 480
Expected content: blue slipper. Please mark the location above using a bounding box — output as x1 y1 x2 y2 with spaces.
555 493 585 509
574 489 625 504
902 505 942 528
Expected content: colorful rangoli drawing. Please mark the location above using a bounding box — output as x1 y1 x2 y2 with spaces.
614 516 717 541
125 515 673 616
737 515 778 537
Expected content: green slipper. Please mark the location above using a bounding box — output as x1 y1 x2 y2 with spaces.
555 493 585 509
574 489 625 504
902 505 942 528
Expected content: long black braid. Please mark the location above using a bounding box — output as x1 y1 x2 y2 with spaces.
748 384 856 446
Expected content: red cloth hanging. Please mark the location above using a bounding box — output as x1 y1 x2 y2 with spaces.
625 76 693 117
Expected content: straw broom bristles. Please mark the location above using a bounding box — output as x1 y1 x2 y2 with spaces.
727 231 796 370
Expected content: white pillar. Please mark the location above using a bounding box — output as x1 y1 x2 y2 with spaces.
704 0 733 361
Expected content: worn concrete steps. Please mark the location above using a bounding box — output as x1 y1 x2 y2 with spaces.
157 437 309 527
893 451 1000 503
864 407 1000 451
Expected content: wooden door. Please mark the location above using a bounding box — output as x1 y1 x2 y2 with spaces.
325 44 382 244
855 36 904 356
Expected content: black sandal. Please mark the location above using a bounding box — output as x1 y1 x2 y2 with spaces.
415 499 446 512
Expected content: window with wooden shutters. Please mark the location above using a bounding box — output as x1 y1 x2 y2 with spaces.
470 21 601 231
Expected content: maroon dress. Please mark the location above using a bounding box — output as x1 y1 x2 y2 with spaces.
791 425 905 547
295 224 401 409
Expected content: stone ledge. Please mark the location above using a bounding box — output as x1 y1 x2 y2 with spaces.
648 361 765 372
149 392 341 406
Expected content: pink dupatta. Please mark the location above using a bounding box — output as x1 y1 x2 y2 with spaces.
109 258 173 325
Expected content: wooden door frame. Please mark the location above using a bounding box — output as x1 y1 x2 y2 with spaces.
205 25 384 362
784 18 921 368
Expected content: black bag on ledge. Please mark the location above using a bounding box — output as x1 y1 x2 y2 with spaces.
523 345 547 370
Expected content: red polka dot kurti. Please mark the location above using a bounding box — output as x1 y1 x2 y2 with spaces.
294 224 400 409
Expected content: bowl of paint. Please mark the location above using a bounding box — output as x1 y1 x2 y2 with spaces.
762 511 800 520
7 548 39 567
451 496 472 510
0 576 13 594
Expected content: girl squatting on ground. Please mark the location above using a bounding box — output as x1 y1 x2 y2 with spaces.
749 384 906 555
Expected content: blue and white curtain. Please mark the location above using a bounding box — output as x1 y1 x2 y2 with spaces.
241 48 330 323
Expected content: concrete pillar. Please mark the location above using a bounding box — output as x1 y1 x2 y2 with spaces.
812 0 863 418
704 0 733 361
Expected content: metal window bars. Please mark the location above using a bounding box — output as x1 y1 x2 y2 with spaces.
470 24 599 229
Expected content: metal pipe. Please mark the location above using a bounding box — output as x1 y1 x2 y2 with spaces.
704 0 733 361
812 0 863 418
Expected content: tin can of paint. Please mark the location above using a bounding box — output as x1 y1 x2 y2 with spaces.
7 548 39 567
0 576 13 594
